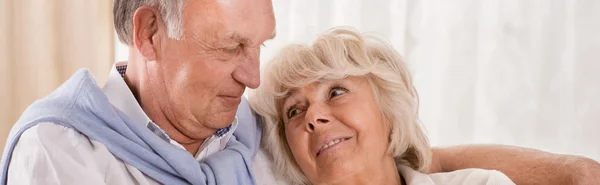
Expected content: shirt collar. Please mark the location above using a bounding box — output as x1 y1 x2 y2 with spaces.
102 62 152 126
397 165 436 185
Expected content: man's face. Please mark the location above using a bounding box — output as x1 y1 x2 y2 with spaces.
148 0 275 137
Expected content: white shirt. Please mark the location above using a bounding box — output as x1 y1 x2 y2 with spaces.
398 165 515 185
7 63 280 185
253 164 514 185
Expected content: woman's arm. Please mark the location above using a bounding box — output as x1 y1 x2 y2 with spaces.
429 144 600 185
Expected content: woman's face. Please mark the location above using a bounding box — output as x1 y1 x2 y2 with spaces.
281 76 392 184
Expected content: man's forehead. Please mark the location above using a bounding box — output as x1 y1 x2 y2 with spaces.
183 0 276 44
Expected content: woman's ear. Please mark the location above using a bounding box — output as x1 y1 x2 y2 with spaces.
132 6 162 61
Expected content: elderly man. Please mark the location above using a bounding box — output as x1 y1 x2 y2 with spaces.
1 0 599 185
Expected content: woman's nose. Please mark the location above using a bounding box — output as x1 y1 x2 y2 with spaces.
305 105 331 133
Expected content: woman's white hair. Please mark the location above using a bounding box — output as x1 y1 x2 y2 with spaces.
114 0 186 45
248 27 432 185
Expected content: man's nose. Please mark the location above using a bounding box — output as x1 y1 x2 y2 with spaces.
232 48 260 89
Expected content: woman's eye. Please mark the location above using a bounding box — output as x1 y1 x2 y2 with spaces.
329 87 347 98
287 108 302 119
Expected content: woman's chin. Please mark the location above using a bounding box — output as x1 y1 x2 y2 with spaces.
313 153 363 183
312 166 362 185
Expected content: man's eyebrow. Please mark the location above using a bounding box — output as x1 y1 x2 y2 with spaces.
227 30 275 45
228 33 250 45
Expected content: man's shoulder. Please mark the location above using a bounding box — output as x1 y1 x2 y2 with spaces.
17 122 93 151
11 122 120 172
429 168 515 185
7 123 142 185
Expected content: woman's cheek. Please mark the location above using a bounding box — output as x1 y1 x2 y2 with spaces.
286 128 315 176
286 128 307 159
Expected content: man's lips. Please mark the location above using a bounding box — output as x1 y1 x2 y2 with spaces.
218 95 241 99
217 90 244 100
217 95 242 105
218 89 245 100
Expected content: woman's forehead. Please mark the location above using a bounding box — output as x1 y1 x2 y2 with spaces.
279 76 367 103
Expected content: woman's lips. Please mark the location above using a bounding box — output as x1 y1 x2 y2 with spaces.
316 136 352 157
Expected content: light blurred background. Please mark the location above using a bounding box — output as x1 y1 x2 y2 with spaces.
2 0 600 161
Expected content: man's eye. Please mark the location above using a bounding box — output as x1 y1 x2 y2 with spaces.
287 108 303 119
329 87 347 98
222 45 241 55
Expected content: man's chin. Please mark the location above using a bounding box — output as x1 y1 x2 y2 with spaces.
210 109 238 128
201 99 241 128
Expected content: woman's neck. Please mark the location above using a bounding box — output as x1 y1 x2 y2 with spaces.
326 156 403 185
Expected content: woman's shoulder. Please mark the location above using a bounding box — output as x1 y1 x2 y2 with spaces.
428 168 515 185
398 165 515 185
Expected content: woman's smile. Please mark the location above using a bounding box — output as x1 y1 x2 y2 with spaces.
316 136 353 157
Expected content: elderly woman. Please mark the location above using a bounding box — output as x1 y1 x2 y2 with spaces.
249 27 515 185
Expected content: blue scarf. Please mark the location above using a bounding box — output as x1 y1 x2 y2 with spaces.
0 69 261 185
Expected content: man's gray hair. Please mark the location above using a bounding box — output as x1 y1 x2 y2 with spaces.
114 0 187 45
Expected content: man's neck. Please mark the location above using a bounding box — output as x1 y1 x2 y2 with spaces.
124 53 211 155
326 156 403 185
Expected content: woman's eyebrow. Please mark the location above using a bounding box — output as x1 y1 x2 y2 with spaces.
281 90 298 110
316 80 338 91
282 89 297 99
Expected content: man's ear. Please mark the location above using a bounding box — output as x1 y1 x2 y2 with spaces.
132 6 161 61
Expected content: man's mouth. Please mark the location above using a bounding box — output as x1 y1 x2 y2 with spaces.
217 95 242 106
218 95 241 99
